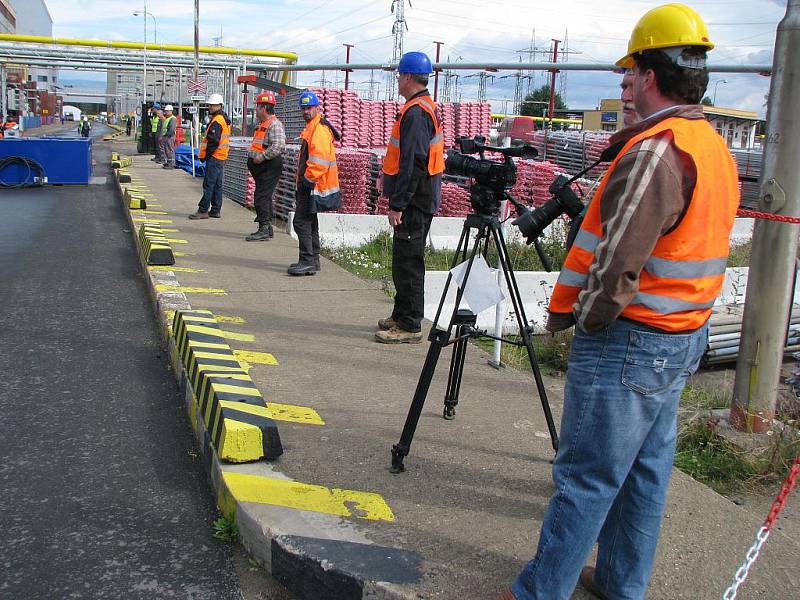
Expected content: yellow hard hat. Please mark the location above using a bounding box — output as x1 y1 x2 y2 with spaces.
617 3 714 69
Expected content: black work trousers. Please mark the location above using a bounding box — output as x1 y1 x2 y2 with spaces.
249 156 283 224
292 187 320 265
391 204 433 332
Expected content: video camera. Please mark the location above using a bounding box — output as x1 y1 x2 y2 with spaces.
444 136 537 216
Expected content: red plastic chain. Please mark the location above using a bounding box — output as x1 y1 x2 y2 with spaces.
764 455 800 530
737 208 800 224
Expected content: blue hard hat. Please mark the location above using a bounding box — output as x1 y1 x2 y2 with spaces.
152 102 162 109
299 91 320 107
398 51 433 74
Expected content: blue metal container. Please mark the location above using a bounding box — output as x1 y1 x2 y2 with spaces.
0 138 93 185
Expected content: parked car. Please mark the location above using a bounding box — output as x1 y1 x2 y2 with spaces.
497 116 537 147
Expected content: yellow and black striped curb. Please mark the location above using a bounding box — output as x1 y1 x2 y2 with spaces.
172 309 283 463
138 223 175 266
110 152 133 169
124 187 147 209
103 125 126 141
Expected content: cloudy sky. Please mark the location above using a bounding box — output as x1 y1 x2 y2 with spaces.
47 0 785 116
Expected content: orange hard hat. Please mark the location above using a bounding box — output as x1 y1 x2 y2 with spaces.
255 91 277 105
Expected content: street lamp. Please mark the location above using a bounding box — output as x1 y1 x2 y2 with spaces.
712 79 727 106
132 10 157 44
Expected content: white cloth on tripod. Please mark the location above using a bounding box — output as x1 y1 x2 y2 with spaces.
450 255 506 315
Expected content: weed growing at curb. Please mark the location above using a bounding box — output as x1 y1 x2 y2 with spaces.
212 515 239 543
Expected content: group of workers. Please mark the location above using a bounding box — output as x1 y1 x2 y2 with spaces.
147 4 742 598
147 102 179 169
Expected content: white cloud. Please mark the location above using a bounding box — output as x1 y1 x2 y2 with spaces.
43 0 785 116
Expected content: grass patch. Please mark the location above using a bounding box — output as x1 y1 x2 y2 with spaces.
727 240 752 267
212 515 239 543
675 384 800 496
471 330 573 375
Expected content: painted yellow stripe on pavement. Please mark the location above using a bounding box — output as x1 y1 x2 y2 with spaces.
173 251 193 256
142 210 169 215
220 330 256 342
222 473 394 522
165 238 189 244
155 284 227 295
161 228 178 233
219 400 324 425
148 266 205 273
133 218 173 224
234 350 278 366
215 315 246 325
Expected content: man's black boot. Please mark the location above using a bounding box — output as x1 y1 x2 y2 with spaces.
246 224 272 241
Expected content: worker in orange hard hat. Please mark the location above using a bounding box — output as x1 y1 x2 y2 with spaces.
245 90 286 241
496 5 739 600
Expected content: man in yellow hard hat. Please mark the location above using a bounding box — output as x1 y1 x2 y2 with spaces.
497 5 740 599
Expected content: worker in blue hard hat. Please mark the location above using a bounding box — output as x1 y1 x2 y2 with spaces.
376 51 444 344
288 89 342 275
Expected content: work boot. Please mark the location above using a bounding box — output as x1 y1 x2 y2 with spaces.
209 212 221 218
374 326 423 344
246 224 273 241
377 316 397 330
188 211 209 220
287 262 318 276
162 163 173 169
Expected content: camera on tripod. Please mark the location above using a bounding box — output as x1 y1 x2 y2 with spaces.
444 135 537 216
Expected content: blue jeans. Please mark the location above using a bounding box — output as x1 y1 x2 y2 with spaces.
512 318 707 600
198 156 224 215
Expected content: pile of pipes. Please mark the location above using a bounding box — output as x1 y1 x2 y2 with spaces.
530 130 614 177
703 308 800 365
730 148 762 209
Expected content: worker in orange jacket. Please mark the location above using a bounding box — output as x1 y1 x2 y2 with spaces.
189 93 231 219
287 90 341 276
497 5 740 600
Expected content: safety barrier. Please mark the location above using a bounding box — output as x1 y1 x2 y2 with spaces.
123 187 147 209
103 124 127 141
137 223 175 266
111 156 133 169
172 309 283 463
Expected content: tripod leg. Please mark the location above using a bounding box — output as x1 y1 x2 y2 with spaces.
390 329 448 473
443 309 476 420
490 222 560 452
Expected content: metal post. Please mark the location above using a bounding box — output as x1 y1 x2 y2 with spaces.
433 40 444 102
241 84 248 137
142 0 147 103
343 43 354 90
1 63 7 119
177 67 182 117
732 0 800 433
193 0 200 149
547 39 560 121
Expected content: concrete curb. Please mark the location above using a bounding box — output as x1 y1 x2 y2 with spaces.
112 160 424 600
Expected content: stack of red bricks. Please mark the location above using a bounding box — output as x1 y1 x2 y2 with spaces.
340 90 361 148
454 103 492 140
439 102 457 148
436 182 472 217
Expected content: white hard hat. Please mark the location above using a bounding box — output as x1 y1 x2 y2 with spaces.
206 93 224 105
164 104 174 111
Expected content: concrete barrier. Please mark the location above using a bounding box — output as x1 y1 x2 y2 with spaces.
137 223 174 266
172 310 283 463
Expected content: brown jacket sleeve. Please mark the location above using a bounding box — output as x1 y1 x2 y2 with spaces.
570 131 695 333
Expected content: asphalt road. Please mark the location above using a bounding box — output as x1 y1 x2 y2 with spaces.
0 142 242 598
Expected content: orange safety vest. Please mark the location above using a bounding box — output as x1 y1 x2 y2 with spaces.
199 113 231 160
249 115 277 153
382 93 445 178
549 117 739 332
299 113 341 210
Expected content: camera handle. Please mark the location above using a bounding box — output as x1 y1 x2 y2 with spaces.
390 212 559 474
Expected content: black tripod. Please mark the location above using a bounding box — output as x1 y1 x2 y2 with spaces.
390 192 559 473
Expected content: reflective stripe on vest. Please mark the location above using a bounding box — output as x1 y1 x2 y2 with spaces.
249 115 276 153
200 113 231 160
299 113 341 208
548 117 739 332
382 94 445 177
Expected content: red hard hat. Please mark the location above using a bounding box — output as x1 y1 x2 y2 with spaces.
255 91 277 105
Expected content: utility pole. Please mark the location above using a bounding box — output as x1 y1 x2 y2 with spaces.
365 69 379 100
732 0 800 432
212 25 223 47
385 0 408 100
433 40 444 101
193 0 200 149
547 39 560 121
343 43 354 90
465 72 494 103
